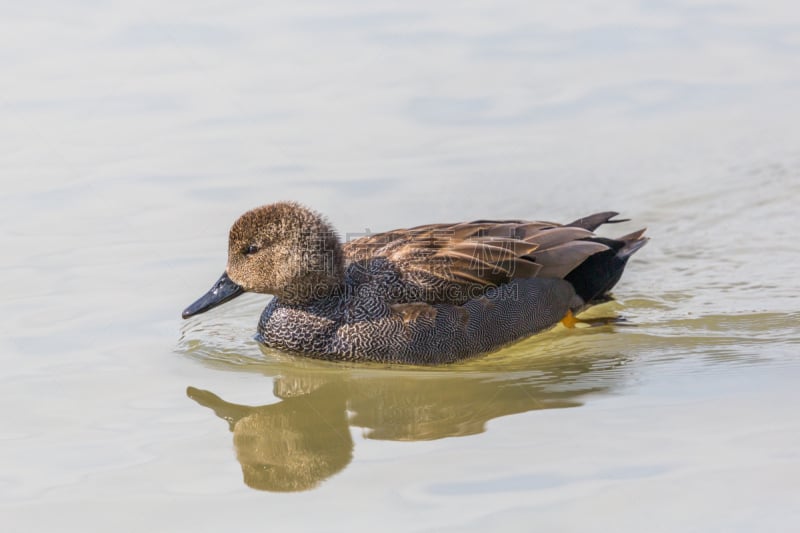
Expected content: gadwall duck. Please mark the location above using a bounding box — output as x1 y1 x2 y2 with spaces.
182 202 647 364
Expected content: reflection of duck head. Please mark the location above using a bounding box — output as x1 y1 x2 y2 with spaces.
188 346 628 492
188 378 352 492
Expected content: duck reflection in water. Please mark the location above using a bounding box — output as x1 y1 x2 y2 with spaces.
187 350 626 492
188 379 352 493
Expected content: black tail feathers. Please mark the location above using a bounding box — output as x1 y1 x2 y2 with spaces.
564 222 648 305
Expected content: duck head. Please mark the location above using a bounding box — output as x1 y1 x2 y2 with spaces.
182 202 345 318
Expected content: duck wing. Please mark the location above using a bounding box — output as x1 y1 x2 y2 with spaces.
343 213 626 305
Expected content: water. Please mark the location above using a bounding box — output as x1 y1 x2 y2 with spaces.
2 1 799 531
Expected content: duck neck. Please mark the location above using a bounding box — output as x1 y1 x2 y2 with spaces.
278 234 346 307
278 274 345 307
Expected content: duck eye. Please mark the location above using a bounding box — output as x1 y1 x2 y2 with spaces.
245 244 259 255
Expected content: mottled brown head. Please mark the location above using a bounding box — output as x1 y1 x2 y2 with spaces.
226 202 345 303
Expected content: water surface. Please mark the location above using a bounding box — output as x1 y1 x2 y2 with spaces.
1 1 799 531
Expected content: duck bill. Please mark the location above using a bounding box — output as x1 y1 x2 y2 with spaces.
182 272 245 319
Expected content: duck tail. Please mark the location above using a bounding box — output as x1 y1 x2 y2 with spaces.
616 228 649 259
563 221 648 306
567 211 629 231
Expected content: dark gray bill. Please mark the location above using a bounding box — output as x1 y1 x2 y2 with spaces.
182 271 245 319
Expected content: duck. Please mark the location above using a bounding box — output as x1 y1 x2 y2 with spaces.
182 202 648 364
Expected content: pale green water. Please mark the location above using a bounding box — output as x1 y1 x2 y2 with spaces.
2 1 800 531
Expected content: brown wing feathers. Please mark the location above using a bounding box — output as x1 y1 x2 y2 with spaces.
343 214 632 295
